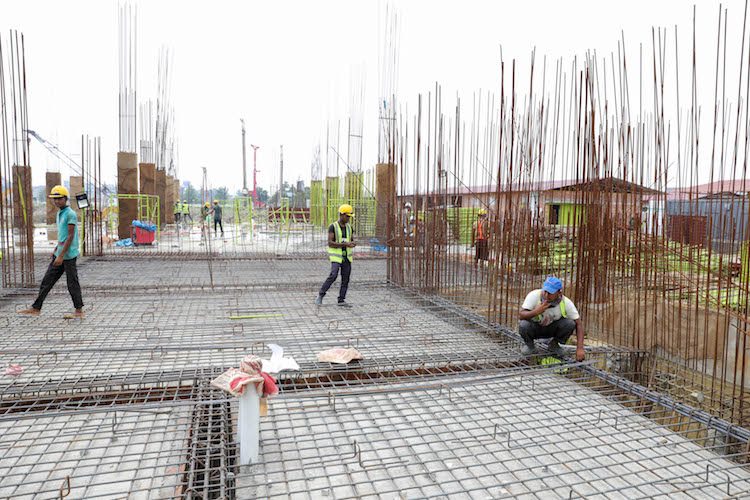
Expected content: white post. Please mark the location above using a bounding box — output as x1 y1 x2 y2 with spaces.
238 384 260 465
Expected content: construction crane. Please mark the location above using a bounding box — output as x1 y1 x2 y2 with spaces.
25 129 111 195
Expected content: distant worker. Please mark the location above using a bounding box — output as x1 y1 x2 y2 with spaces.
472 209 490 264
173 201 181 225
518 276 584 361
402 201 413 238
315 204 356 307
211 200 224 237
199 202 211 245
181 200 192 224
19 185 84 318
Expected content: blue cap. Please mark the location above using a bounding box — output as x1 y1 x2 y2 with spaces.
542 276 563 294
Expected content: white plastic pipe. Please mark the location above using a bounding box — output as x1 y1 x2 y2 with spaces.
238 384 260 465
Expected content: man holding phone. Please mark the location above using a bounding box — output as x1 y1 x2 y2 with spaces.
518 276 584 361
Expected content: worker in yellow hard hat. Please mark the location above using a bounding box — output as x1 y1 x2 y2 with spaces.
315 203 356 307
198 202 211 244
173 200 182 226
181 199 192 224
210 200 224 238
19 185 85 318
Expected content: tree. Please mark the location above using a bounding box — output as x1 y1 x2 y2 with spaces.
213 186 229 201
256 187 269 203
182 183 200 204
234 187 269 203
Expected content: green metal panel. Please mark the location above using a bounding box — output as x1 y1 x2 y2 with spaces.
555 203 586 226
310 180 325 227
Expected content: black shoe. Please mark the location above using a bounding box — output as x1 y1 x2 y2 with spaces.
337 301 352 308
548 340 565 357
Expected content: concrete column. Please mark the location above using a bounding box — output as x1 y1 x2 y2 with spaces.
138 163 156 196
155 169 167 226
45 172 61 225
117 152 138 240
12 165 33 234
45 172 61 241
172 178 180 211
376 163 396 241
69 176 84 218
165 175 175 224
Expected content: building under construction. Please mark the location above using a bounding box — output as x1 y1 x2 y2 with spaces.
4 3 750 498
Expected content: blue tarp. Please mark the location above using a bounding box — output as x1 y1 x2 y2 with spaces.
131 220 157 232
115 238 134 247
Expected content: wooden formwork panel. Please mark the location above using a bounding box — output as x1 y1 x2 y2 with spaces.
117 152 138 240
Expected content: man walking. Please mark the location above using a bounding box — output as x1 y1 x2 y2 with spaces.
211 200 224 237
315 204 356 307
19 185 84 318
518 276 585 361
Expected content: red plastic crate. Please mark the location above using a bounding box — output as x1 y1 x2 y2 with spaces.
132 226 155 246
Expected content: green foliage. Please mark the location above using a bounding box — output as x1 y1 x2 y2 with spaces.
181 183 200 204
213 186 229 201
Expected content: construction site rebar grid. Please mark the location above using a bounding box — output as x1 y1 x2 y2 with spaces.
2 257 750 498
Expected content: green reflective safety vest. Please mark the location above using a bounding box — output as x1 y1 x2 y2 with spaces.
181 203 189 215
173 203 180 214
328 222 353 263
534 295 567 322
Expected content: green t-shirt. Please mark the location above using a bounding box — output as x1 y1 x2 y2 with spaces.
55 206 79 260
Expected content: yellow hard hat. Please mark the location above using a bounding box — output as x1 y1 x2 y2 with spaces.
339 203 354 216
478 209 487 216
213 200 218 204
204 202 210 207
49 185 69 198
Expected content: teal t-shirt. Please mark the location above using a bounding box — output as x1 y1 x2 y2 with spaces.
55 206 79 260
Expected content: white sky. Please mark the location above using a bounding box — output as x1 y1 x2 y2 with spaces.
1 0 746 192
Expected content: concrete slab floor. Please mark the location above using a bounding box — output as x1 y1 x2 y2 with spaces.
236 372 750 499
0 407 190 499
1 257 748 498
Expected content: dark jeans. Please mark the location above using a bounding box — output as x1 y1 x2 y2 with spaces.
475 239 489 261
519 318 575 346
318 260 351 302
32 257 84 310
214 219 224 234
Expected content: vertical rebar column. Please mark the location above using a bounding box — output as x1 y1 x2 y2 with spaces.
11 165 33 285
45 171 61 241
165 174 175 224
155 168 166 227
376 163 396 242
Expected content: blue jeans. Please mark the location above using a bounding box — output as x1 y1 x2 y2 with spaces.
318 260 351 302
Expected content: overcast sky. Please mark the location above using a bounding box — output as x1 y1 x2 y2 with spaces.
1 0 746 192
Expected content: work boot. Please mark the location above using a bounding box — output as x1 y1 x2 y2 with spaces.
547 340 564 358
337 301 352 308
520 342 536 356
18 308 40 316
314 295 323 306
